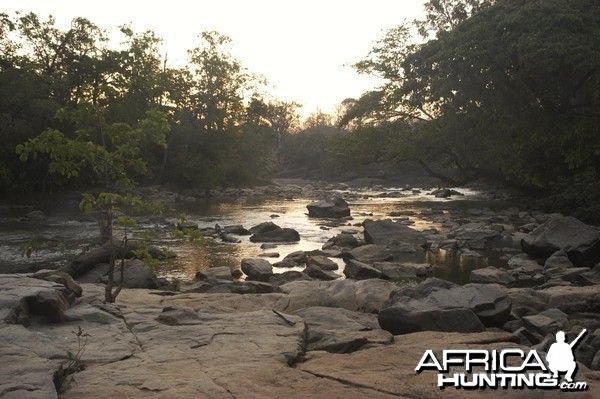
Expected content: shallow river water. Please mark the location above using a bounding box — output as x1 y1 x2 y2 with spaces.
0 185 515 284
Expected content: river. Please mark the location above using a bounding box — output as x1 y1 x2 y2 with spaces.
0 184 516 284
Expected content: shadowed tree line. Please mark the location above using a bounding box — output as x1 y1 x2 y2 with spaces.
325 0 599 221
3 1 600 222
0 12 303 194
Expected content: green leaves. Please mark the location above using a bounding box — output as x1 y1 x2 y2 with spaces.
345 0 600 192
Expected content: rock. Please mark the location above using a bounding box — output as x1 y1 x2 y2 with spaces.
61 304 309 399
513 326 543 346
103 259 158 289
506 288 551 318
297 331 588 399
450 223 501 242
581 265 600 285
469 266 516 286
362 219 426 247
347 244 392 263
544 249 574 269
249 221 281 235
343 259 382 280
8 272 593 398
0 274 78 326
322 233 359 249
522 308 570 336
306 198 350 218
373 262 432 280
241 258 273 282
269 271 313 286
25 210 47 221
378 278 511 335
543 266 592 284
306 255 338 271
218 231 241 243
31 270 83 300
249 223 300 243
63 241 167 278
430 188 464 198
303 265 339 281
293 307 392 353
543 285 600 313
272 259 299 268
222 225 251 235
275 279 396 313
283 251 308 265
157 306 203 326
259 252 280 258
521 215 600 266
379 302 485 335
507 253 544 283
207 281 275 294
195 266 233 283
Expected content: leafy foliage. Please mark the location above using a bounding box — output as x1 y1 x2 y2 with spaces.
1 13 299 196
340 0 600 209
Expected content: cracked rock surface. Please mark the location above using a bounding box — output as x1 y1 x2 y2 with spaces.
2 274 599 399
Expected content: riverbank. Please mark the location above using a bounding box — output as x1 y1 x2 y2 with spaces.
1 271 599 398
2 180 600 397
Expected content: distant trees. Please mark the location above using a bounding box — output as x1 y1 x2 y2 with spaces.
1 12 299 195
340 0 600 200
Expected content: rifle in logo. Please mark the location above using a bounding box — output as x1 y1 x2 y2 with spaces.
546 329 587 383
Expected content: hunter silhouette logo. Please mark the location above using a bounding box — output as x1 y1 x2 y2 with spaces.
415 328 588 391
546 329 586 383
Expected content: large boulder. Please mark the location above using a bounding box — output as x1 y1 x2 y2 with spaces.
378 278 511 335
123 259 159 288
303 265 340 281
306 198 350 218
88 259 159 289
362 219 426 247
521 216 600 266
343 259 382 280
249 222 300 243
241 258 273 282
322 233 359 249
307 255 338 271
1 274 80 326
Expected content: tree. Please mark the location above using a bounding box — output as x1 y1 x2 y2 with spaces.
17 13 106 106
17 104 169 302
343 0 600 191
187 31 253 133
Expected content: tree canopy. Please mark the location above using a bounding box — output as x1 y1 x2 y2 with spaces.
341 0 600 197
0 13 298 195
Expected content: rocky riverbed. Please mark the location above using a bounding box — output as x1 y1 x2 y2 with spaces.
1 180 600 398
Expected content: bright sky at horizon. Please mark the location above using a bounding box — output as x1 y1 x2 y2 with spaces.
2 0 426 118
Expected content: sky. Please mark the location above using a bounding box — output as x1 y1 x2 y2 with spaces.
3 0 426 117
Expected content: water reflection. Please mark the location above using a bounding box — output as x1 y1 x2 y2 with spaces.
0 186 514 283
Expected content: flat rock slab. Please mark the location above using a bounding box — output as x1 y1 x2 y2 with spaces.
2 274 599 399
293 306 393 353
298 331 599 398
